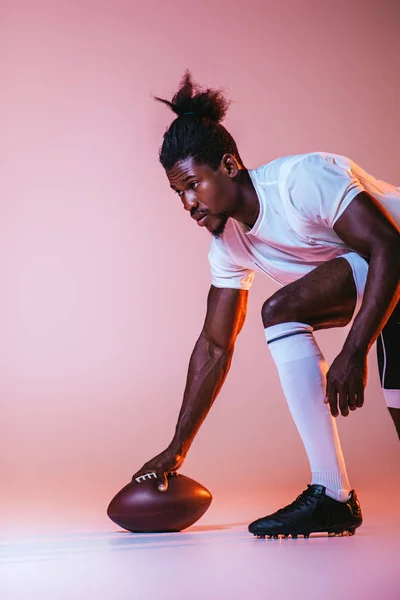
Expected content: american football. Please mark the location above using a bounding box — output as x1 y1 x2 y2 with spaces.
107 473 213 533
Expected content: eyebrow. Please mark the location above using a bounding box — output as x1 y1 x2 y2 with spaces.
170 175 196 190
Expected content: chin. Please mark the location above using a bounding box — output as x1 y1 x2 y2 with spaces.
210 219 229 239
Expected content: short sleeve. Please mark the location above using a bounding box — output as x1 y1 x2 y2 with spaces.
285 153 366 227
208 237 254 290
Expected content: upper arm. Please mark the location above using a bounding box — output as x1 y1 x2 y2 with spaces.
201 285 249 351
333 191 400 256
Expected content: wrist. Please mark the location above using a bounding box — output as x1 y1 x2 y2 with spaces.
169 437 187 459
342 337 369 356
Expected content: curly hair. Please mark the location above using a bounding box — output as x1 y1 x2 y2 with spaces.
155 70 244 170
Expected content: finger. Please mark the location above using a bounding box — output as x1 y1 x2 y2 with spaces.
348 385 357 411
339 388 349 417
356 387 364 408
326 380 339 417
157 471 168 492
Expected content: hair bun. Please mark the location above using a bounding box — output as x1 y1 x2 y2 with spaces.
154 70 230 124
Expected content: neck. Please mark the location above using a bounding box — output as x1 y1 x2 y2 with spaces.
230 168 260 228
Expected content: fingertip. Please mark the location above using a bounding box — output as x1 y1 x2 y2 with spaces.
158 483 167 492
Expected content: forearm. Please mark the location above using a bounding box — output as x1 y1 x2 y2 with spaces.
169 333 234 458
344 241 400 354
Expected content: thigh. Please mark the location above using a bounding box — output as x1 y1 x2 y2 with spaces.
263 256 357 329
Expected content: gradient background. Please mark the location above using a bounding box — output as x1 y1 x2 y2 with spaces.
2 0 399 532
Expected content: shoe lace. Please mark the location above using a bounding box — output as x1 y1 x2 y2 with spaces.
276 485 316 514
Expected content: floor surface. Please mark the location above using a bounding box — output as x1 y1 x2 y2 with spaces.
1 489 398 600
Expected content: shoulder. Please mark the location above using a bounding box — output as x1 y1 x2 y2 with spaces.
279 152 356 206
208 229 255 290
250 154 301 184
208 221 236 261
208 221 249 270
249 152 349 189
283 152 353 181
279 152 365 226
208 228 229 260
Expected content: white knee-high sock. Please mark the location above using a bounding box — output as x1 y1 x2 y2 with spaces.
265 321 351 502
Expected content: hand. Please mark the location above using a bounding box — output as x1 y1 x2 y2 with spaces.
132 447 185 492
325 349 368 417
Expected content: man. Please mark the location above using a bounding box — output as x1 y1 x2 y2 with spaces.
132 72 400 539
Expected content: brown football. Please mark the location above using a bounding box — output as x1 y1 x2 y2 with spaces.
107 473 213 533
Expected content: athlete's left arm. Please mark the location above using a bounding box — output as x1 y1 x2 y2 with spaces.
326 191 400 417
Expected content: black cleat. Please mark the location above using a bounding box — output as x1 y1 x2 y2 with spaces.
248 484 362 538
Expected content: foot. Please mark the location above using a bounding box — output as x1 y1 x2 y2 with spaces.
248 484 362 539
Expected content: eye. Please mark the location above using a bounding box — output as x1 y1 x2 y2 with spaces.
174 181 199 197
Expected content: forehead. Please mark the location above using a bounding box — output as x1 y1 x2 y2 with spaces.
166 157 212 186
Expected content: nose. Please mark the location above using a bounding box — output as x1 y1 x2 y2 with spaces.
182 192 198 212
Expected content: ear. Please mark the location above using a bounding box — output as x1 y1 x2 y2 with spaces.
221 153 240 178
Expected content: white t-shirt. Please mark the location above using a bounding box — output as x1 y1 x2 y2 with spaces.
208 152 400 290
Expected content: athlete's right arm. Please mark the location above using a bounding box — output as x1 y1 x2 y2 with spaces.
132 285 248 490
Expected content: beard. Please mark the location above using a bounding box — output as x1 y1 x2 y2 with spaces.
211 210 230 239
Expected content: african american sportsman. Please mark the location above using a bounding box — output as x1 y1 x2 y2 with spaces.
132 71 400 539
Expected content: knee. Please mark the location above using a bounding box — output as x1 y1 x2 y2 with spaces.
261 291 299 328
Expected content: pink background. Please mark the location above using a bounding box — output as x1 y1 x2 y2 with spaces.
2 0 399 530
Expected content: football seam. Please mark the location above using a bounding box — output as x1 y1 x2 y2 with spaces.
109 497 212 519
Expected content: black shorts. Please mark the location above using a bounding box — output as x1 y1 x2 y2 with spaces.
376 299 400 390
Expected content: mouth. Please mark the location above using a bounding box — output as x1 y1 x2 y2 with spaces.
192 211 209 227
197 214 208 227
